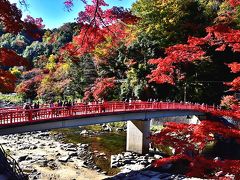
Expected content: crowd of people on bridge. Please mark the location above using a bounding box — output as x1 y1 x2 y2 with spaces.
22 99 107 111
22 98 213 111
23 100 76 110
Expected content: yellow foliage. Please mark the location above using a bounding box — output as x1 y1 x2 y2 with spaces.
10 67 21 78
127 68 138 87
46 54 56 71
41 75 51 85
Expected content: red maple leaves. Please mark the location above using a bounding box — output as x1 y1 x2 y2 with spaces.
153 155 240 178
0 48 28 67
228 0 240 7
92 77 115 100
83 77 115 100
0 69 17 93
148 43 205 84
15 68 43 95
0 0 23 33
205 24 240 52
0 0 44 39
61 0 136 59
147 0 240 88
64 0 74 11
62 25 105 56
151 120 240 155
151 119 240 178
0 48 28 92
148 24 240 91
226 62 240 91
24 15 45 29
228 62 240 73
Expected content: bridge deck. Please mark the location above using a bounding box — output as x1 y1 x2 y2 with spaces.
0 102 212 127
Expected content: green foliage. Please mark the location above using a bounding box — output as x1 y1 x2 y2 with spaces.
120 67 148 99
235 5 240 26
23 41 52 63
199 0 222 18
51 23 80 53
0 93 23 104
132 0 219 47
63 54 97 99
0 33 31 54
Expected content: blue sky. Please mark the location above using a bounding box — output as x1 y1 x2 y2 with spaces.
9 0 136 29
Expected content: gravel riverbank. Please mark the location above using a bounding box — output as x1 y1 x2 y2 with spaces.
0 131 108 180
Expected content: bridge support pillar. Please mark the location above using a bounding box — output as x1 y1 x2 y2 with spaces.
126 120 150 154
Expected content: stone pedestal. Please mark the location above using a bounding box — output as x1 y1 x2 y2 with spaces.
126 120 150 154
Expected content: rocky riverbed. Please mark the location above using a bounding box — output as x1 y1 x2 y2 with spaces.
0 119 210 180
0 131 201 180
0 131 108 180
0 129 164 180
0 130 210 180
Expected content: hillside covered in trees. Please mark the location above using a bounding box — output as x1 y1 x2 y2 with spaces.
1 0 240 178
0 0 238 106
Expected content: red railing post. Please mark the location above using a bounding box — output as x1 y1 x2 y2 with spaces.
85 105 87 114
10 112 13 124
69 107 73 116
28 110 32 122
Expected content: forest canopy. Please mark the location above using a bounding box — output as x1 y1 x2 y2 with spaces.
1 0 240 178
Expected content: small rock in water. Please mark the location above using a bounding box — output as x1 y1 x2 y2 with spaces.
124 152 132 157
80 144 89 149
29 145 37 150
18 155 28 162
80 130 88 135
58 155 70 162
68 152 78 157
116 128 124 132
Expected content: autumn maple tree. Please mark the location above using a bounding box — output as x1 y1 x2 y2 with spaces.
85 77 116 100
147 2 240 90
0 0 45 93
15 68 43 99
0 48 28 92
1 0 240 178
145 0 240 178
61 0 137 59
60 0 138 100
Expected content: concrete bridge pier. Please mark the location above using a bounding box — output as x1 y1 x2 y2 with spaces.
126 119 150 154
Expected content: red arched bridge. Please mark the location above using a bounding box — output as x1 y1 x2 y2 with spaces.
0 101 212 153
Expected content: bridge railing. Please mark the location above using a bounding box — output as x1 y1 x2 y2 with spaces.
0 102 216 127
0 144 27 179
